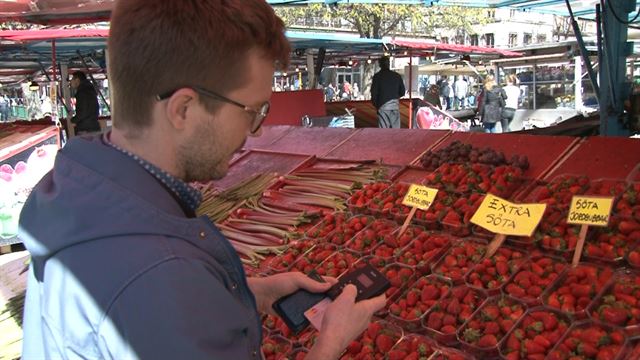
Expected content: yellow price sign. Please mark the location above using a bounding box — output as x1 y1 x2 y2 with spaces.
401 184 438 211
471 193 547 237
567 196 613 227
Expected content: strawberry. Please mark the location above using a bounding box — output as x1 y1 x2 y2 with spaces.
524 339 546 354
482 305 500 320
446 297 461 314
477 334 498 347
346 341 362 354
375 334 394 353
427 311 443 329
421 285 440 302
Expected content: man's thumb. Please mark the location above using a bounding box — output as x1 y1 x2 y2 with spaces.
334 284 357 304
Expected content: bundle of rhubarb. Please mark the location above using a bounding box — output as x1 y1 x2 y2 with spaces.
220 199 320 267
261 165 385 213
197 173 278 223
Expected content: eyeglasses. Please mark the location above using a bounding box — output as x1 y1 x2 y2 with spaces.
156 86 269 134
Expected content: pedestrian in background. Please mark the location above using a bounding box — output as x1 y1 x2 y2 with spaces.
437 76 450 110
501 74 520 132
423 84 442 109
371 56 406 128
480 75 506 133
0 94 9 122
454 75 468 110
70 71 101 135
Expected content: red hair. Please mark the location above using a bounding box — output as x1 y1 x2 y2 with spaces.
108 0 290 132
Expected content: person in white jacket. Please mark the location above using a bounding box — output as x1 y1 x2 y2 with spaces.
502 74 521 132
454 76 468 110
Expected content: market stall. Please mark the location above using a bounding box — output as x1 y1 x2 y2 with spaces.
0 122 59 246
196 125 640 360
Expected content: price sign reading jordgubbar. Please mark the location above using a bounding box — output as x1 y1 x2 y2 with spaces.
471 193 547 237
401 184 438 211
567 196 613 227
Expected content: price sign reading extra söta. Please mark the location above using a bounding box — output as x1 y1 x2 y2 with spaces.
471 194 547 237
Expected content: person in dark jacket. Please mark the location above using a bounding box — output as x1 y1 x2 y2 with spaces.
70 71 101 135
480 75 506 133
438 76 452 110
423 84 442 109
371 56 406 128
20 1 385 360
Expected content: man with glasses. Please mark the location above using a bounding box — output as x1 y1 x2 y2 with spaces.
19 1 385 359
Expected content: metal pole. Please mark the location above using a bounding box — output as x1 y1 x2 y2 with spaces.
565 0 601 102
575 56 583 110
409 49 413 129
598 0 634 136
50 39 58 118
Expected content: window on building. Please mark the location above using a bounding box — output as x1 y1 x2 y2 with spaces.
484 33 495 47
470 34 479 46
487 10 496 18
510 9 518 18
523 33 532 45
442 37 449 44
537 34 547 43
508 33 518 47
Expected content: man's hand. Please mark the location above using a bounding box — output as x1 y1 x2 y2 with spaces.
306 285 386 360
247 272 336 315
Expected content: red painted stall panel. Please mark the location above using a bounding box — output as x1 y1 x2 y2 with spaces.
324 128 449 165
391 166 434 184
212 150 310 190
243 125 294 150
263 126 356 156
422 132 578 180
547 137 640 181
263 90 325 126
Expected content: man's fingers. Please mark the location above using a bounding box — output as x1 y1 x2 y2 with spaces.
296 272 334 293
321 276 338 285
360 293 386 313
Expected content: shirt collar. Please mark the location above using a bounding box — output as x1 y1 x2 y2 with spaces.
102 133 202 215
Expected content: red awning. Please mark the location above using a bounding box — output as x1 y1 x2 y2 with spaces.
391 39 522 57
0 1 112 25
0 28 108 41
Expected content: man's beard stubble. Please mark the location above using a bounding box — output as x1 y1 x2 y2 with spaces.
177 122 229 183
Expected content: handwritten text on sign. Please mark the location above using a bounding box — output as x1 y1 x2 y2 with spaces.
470 194 547 237
402 184 439 210
567 196 613 227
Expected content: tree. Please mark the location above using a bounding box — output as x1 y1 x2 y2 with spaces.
552 15 572 41
274 4 488 96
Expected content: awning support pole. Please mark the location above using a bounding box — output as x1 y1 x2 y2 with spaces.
565 0 600 101
596 0 634 136
409 49 413 129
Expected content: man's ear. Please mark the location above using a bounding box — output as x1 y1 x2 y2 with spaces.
164 88 199 131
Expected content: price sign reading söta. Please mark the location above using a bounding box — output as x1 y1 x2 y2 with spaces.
401 184 439 211
567 196 614 227
471 194 547 237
